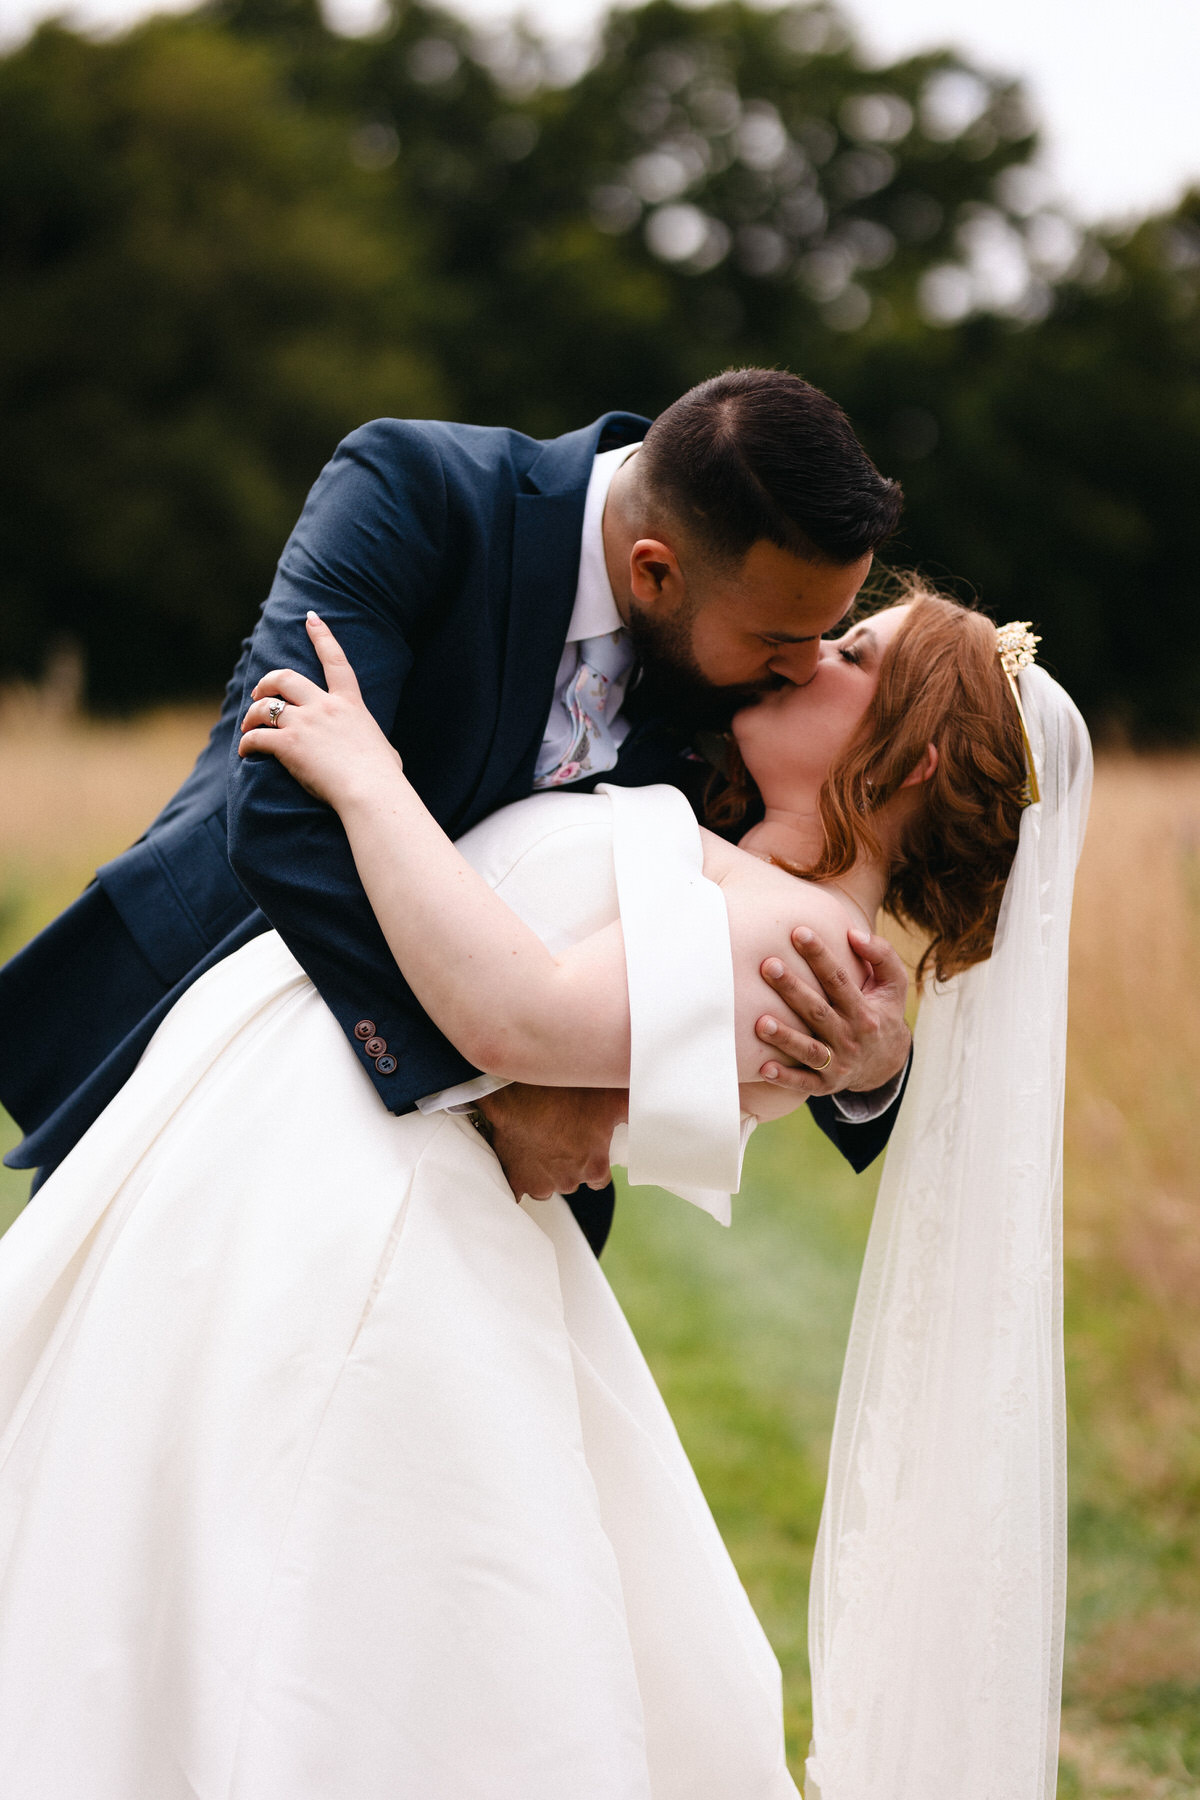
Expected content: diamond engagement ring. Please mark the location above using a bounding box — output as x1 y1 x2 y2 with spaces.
266 697 286 728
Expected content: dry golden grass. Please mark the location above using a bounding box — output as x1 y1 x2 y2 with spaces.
1070 757 1200 1154
1063 758 1200 1514
0 697 219 951
1053 758 1200 1795
1066 757 1200 1322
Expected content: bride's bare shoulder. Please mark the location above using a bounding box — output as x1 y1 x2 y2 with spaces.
698 828 865 969
698 828 870 1091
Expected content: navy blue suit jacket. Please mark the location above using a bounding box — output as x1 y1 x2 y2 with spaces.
0 414 902 1244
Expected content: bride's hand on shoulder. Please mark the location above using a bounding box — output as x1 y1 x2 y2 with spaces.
238 613 403 811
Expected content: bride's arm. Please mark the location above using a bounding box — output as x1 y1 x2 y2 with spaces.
240 617 635 1087
240 617 823 1098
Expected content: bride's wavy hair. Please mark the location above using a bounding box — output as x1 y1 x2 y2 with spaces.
709 585 1030 983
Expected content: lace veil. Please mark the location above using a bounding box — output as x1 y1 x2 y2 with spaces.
805 666 1093 1800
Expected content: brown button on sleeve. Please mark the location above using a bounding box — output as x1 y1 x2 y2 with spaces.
364 1037 387 1059
354 1020 376 1041
374 1054 398 1076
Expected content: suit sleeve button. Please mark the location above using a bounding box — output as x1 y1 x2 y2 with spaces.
374 1054 397 1076
354 1020 376 1041
364 1036 387 1058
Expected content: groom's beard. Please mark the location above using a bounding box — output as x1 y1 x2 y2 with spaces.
624 602 781 733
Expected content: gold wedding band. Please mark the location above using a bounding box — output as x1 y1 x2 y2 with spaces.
812 1043 833 1073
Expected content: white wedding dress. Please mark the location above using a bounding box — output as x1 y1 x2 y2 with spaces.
0 785 798 1800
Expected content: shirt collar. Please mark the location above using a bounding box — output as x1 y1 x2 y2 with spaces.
565 441 642 644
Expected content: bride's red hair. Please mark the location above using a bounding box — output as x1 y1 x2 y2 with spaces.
709 587 1030 983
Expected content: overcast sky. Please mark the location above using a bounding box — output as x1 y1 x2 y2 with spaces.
3 0 1198 226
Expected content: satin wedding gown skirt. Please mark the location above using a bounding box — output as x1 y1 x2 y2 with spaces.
0 786 797 1800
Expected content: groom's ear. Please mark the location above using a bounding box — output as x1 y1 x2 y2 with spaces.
900 743 939 789
629 537 685 610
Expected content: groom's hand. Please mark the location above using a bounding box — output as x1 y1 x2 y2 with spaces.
476 1084 628 1202
754 927 911 1098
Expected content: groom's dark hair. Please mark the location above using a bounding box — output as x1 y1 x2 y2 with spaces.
639 367 902 566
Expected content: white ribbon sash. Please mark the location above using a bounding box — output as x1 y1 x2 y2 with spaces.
601 784 745 1225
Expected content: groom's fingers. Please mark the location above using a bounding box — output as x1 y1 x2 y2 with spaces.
847 927 908 995
790 928 870 1020
754 1016 835 1077
775 927 912 1094
760 933 859 1044
755 929 863 1093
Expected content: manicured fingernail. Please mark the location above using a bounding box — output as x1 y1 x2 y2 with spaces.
307 610 320 623
795 927 815 946
849 928 869 945
761 1018 777 1036
764 959 784 980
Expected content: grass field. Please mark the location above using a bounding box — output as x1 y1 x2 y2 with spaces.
1 703 1198 1794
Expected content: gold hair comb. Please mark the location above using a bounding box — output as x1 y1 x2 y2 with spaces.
995 621 1041 804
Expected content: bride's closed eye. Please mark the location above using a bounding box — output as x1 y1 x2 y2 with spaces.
837 642 863 666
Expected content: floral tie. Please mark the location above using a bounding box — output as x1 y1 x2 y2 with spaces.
533 629 636 789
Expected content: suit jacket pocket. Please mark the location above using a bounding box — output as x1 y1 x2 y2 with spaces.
97 813 253 989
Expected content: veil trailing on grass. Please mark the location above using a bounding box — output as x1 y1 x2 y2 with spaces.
805 666 1093 1800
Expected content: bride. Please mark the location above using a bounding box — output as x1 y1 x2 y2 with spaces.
0 593 1089 1799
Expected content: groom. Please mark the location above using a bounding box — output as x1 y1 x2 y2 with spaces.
0 368 912 1252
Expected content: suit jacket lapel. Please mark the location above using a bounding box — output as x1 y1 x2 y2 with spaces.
487 489 583 788
465 411 649 826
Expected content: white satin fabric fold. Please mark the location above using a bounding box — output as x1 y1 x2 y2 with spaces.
0 789 794 1800
602 782 746 1223
806 669 1092 1800
455 784 751 1224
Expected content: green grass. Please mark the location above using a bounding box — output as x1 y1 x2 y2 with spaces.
0 1108 31 1236
604 1112 876 1774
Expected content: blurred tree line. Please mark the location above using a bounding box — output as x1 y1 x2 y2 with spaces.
1 0 1197 736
